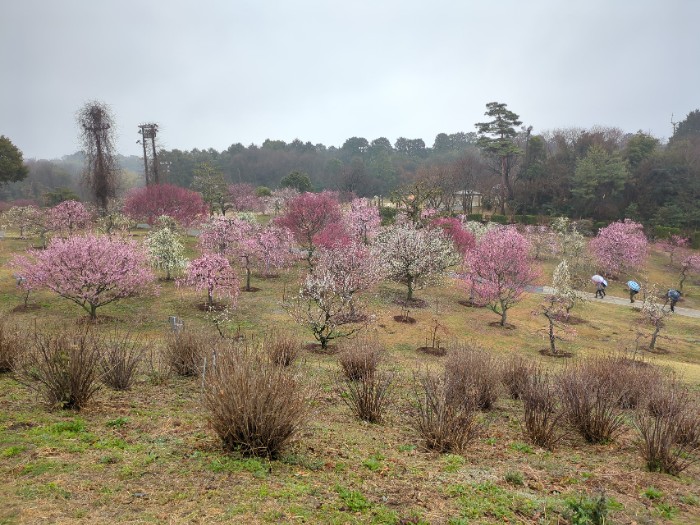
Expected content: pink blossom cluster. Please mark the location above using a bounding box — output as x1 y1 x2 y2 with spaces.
589 219 648 278
11 234 155 319
181 253 240 307
344 198 381 244
47 200 92 235
463 226 539 326
429 217 476 256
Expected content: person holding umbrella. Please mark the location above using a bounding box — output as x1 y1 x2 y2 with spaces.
627 280 640 303
592 274 607 298
667 289 681 312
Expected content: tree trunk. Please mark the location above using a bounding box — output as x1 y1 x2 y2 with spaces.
649 324 660 351
90 304 97 320
407 278 414 301
246 266 251 291
500 306 507 327
545 313 557 354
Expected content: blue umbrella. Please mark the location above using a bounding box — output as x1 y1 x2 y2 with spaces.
627 281 640 292
668 289 681 301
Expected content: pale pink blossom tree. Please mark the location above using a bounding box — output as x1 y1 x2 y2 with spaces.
274 191 343 266
47 200 92 236
589 220 648 278
181 253 240 308
313 242 386 317
376 223 457 302
10 234 156 319
524 225 559 260
657 235 689 266
199 216 252 256
678 253 700 291
228 183 263 213
345 198 381 244
464 227 539 327
247 224 297 277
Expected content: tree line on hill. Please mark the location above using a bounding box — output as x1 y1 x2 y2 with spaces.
2 106 699 230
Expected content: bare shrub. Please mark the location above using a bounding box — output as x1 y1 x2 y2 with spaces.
444 343 500 410
100 332 143 390
522 367 566 450
145 345 171 386
15 329 101 410
501 356 536 400
0 319 23 373
264 331 301 367
558 359 626 443
411 370 482 453
165 329 216 376
338 337 383 381
604 354 662 409
635 379 699 475
203 345 310 458
339 370 394 423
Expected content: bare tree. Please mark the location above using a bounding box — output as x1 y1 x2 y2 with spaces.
77 101 118 210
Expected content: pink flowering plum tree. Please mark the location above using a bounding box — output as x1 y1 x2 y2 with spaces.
678 253 700 291
376 223 457 303
275 191 343 266
228 183 263 213
589 219 648 278
123 184 208 227
429 217 476 257
248 224 296 277
181 253 240 308
464 227 539 327
11 234 156 319
312 221 354 251
313 242 386 318
199 215 252 256
47 200 92 236
657 234 689 266
524 224 559 260
345 198 381 244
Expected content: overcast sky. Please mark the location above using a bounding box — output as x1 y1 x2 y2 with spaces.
1 0 698 160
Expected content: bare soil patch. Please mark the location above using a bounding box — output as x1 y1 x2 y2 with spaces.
538 348 574 358
393 315 417 324
10 304 41 313
417 346 447 357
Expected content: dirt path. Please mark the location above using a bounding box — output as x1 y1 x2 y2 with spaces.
527 286 700 319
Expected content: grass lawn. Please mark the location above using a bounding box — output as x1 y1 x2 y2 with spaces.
0 229 699 524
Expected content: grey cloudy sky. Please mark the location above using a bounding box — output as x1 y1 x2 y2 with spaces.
1 0 698 160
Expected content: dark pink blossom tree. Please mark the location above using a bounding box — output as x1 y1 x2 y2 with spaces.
464 227 539 326
11 234 155 319
47 200 92 236
181 253 240 308
123 184 208 227
589 219 648 278
313 221 354 250
429 217 476 257
274 191 343 266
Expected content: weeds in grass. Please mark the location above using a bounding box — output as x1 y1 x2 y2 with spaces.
444 342 500 410
635 378 699 475
559 358 626 443
335 485 371 512
100 331 143 390
15 328 101 410
504 471 524 486
564 491 620 525
203 345 311 458
411 370 482 453
522 367 566 450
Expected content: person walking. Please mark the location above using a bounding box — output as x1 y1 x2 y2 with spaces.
667 289 681 312
627 280 640 303
592 275 607 298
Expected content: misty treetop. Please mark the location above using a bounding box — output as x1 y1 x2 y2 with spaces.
2 105 700 230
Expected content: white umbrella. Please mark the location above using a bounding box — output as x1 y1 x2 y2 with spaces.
591 274 605 284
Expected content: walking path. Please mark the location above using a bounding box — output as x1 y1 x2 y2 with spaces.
526 286 700 319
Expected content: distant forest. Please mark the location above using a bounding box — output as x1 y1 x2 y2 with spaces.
3 109 700 229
